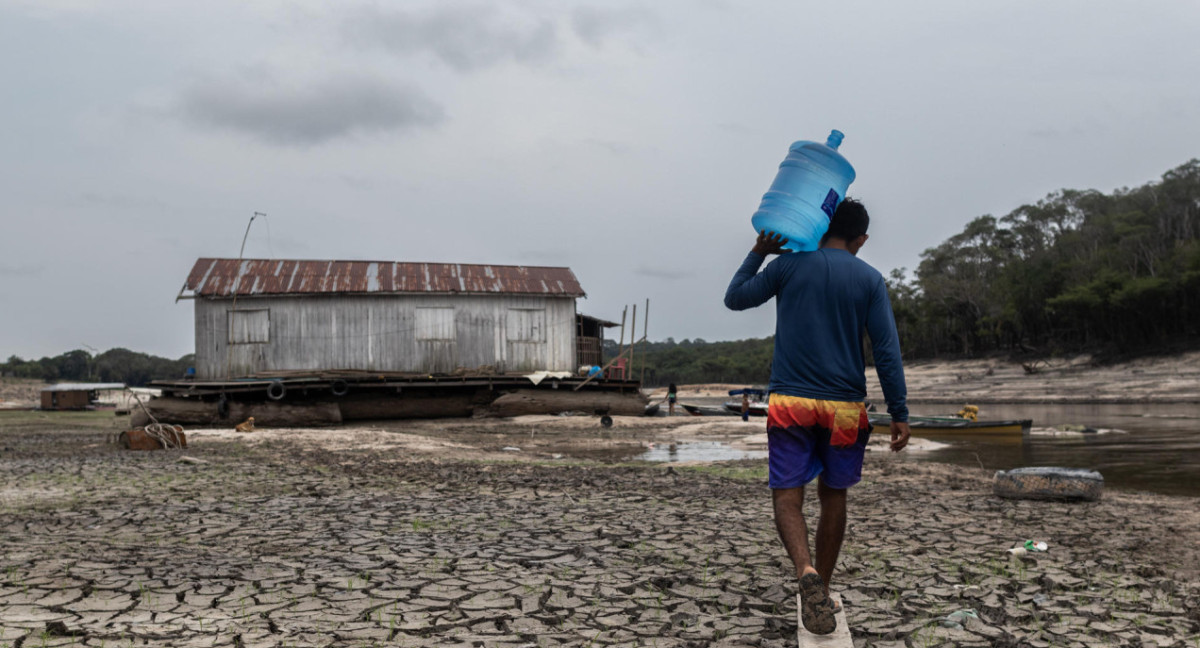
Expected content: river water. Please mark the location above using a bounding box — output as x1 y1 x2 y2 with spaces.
643 400 1200 497
903 403 1200 497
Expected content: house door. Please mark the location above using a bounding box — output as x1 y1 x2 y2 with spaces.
506 308 546 372
416 307 458 373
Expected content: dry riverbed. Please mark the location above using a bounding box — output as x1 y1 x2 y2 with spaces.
1 411 1198 647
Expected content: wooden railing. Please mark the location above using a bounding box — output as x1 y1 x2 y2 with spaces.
577 336 602 367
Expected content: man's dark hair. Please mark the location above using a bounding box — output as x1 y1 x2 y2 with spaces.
825 197 869 242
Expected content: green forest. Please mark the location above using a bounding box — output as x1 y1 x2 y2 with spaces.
603 337 775 387
6 160 1197 388
0 349 194 386
889 159 1200 357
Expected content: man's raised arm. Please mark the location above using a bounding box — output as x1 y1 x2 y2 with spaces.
724 231 789 311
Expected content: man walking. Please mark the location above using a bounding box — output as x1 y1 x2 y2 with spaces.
724 198 911 635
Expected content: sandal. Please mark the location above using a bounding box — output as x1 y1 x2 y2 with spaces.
799 572 837 635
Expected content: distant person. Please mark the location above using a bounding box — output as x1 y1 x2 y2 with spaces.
741 392 751 422
724 198 911 635
667 383 678 416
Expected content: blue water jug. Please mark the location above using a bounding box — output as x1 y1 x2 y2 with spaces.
750 130 856 252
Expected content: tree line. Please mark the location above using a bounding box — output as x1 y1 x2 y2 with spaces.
604 337 774 387
1 349 194 386
888 159 1200 357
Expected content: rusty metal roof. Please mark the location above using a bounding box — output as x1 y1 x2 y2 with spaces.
182 258 586 298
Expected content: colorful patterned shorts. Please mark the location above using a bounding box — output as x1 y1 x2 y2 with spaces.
766 393 871 490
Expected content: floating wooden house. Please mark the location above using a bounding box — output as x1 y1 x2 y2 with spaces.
179 258 610 380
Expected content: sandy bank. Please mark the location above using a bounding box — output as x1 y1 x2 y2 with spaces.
879 351 1200 404
654 351 1200 404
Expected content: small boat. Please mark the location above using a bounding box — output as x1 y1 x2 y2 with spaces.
724 388 769 417
869 414 1032 436
681 403 737 417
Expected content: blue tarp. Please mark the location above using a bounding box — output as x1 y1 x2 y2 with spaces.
727 388 767 397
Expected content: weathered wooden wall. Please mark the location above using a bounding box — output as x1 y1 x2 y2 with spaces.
40 390 91 410
194 294 578 379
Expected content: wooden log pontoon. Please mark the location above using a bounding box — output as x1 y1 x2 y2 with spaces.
141 372 648 427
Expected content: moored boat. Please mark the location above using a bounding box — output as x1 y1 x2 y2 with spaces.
724 388 769 417
869 414 1032 436
682 403 737 416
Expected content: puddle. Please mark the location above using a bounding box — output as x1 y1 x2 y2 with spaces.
634 441 767 463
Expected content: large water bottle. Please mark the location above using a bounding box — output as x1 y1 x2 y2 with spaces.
750 130 856 252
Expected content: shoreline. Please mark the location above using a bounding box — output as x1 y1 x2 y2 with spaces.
872 351 1200 405
907 397 1200 404
6 349 1199 409
648 350 1200 405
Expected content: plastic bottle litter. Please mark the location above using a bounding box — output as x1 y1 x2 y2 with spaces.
1024 540 1049 552
751 130 857 252
1007 546 1027 557
940 609 979 629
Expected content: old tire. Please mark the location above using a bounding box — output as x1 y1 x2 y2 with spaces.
266 381 287 401
330 380 349 397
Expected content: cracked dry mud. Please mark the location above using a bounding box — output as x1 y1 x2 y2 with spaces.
1 416 1199 647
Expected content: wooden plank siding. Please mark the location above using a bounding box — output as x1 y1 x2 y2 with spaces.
194 294 578 379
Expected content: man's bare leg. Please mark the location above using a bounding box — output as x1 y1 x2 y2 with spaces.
772 487 818 579
814 479 848 595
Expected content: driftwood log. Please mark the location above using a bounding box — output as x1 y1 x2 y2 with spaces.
484 389 648 418
131 398 343 427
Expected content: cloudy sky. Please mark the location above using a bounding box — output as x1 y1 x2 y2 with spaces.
2 0 1199 360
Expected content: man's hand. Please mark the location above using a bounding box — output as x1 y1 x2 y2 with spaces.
889 421 911 452
752 230 792 256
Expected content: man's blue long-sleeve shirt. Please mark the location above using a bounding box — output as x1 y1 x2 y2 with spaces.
724 249 909 422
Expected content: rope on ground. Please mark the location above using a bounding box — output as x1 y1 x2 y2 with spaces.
126 388 184 450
